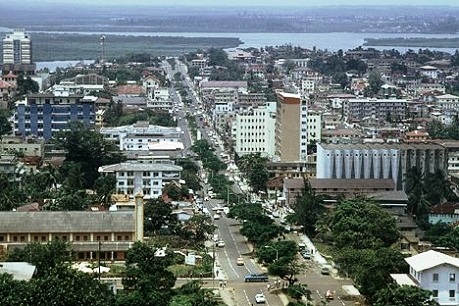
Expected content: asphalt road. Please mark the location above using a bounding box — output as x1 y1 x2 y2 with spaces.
174 59 356 306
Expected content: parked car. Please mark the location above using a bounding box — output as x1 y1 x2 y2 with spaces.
301 250 311 260
244 274 269 282
217 240 225 247
255 293 266 304
326 290 334 300
321 266 331 275
236 257 244 266
213 214 220 220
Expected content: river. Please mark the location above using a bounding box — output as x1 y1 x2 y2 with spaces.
33 31 459 70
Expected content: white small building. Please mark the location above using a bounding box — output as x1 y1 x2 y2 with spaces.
420 65 439 80
98 162 182 199
436 94 459 111
391 250 459 306
100 122 182 151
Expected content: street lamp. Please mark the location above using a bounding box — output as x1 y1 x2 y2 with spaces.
264 245 279 262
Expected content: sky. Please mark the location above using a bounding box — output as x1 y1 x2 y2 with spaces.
20 0 459 6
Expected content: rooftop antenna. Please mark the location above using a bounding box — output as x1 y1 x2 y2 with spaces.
99 35 106 63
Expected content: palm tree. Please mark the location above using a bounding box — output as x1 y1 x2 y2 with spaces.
404 167 425 196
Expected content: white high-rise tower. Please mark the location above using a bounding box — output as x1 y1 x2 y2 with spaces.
3 29 32 65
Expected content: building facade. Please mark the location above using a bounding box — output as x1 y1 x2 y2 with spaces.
99 122 182 151
392 250 459 306
2 29 35 75
344 98 407 122
98 162 182 199
232 106 276 158
275 91 308 162
14 93 95 140
0 211 136 261
316 143 448 190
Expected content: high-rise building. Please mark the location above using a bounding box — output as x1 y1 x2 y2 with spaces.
2 29 35 75
232 105 276 158
275 91 308 162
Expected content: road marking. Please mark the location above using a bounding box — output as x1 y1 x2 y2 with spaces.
316 289 323 299
338 296 345 305
243 289 251 305
224 247 239 278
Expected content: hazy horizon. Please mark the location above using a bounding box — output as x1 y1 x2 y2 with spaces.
15 0 459 6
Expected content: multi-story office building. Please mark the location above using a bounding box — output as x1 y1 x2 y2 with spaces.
2 29 35 75
14 93 95 140
232 106 276 158
98 161 182 199
99 121 182 151
316 143 448 190
344 98 407 122
306 110 321 144
275 91 308 162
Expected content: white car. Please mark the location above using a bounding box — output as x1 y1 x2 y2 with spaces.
255 293 266 304
217 240 225 247
213 214 220 220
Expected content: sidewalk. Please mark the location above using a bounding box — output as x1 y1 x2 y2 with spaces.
298 233 328 266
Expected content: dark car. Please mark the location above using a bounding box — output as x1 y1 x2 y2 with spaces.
244 273 269 282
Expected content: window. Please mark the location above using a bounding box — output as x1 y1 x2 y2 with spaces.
96 235 101 241
75 235 80 241
83 235 88 241
450 273 456 282
432 290 438 297
433 273 439 282
41 236 46 242
450 290 455 298
104 236 109 241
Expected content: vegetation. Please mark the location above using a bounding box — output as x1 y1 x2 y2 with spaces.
53 123 126 189
373 285 438 306
105 106 176 127
236 153 269 193
29 33 242 61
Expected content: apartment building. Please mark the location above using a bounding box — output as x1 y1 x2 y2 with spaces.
316 143 448 190
344 98 407 122
99 121 182 151
14 93 95 140
99 162 182 199
146 88 172 110
232 106 276 158
2 29 35 75
275 91 308 162
435 94 459 111
306 110 321 144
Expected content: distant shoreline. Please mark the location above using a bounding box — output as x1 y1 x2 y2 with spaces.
0 32 242 62
364 37 459 49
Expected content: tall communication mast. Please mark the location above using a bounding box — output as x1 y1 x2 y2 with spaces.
99 35 106 63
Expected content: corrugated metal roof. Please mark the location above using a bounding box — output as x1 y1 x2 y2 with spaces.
406 250 459 271
0 211 134 233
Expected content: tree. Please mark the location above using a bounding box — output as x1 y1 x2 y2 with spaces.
53 123 125 188
171 280 219 306
368 70 384 96
336 247 408 298
0 173 26 210
257 240 298 265
373 285 438 306
16 75 39 96
0 110 12 140
122 242 176 306
438 227 459 251
237 153 269 193
185 215 216 245
144 198 174 235
6 239 73 277
268 256 303 286
93 175 117 208
0 273 30 306
287 178 325 236
331 197 399 249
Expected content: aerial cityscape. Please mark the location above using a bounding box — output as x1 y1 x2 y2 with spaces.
2 1 459 306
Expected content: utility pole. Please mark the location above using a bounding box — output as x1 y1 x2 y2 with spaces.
98 241 101 281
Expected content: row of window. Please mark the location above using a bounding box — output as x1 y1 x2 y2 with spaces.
0 234 132 242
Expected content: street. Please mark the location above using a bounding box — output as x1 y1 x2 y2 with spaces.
166 58 356 306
